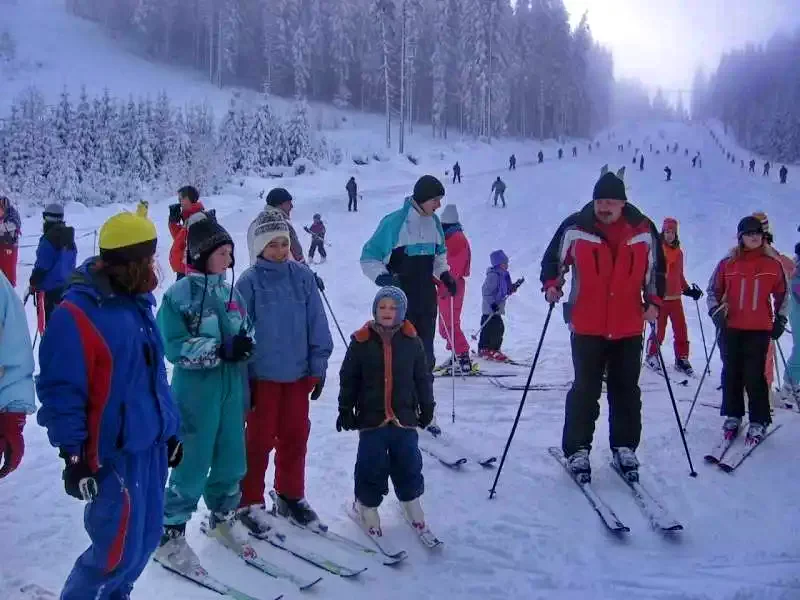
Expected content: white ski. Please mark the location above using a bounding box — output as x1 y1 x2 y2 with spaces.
704 421 747 464
19 584 57 599
419 427 497 468
609 463 683 532
396 501 443 549
718 423 783 472
344 501 409 560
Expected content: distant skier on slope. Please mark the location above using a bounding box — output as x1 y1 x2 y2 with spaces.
644 218 702 376
491 176 507 207
572 146 577 157
706 216 788 446
541 171 664 482
639 154 644 171
337 286 435 538
169 185 205 281
664 166 672 181
478 249 524 362
0 270 34 480
779 165 788 184
452 161 462 184
558 148 564 160
29 204 77 325
436 204 472 373
304 213 327 264
346 176 358 212
749 159 756 173
763 161 771 177
509 154 516 170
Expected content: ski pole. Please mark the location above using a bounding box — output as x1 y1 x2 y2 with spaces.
489 303 554 499
319 287 348 348
651 322 697 477
776 338 788 372
695 298 711 376
773 341 782 390
450 295 457 423
683 333 718 431
471 311 498 341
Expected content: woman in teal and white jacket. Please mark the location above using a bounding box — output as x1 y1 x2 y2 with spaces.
154 215 256 568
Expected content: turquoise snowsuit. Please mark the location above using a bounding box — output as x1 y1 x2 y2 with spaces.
157 272 254 525
783 267 800 386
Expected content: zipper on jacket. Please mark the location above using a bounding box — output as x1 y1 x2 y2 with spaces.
739 280 746 312
752 278 759 312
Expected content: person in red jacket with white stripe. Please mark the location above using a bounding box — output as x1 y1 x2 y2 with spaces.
707 216 788 444
540 171 665 482
436 204 472 372
645 218 703 375
168 186 206 280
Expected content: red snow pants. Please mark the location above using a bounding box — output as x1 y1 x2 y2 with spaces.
239 378 314 505
0 243 18 286
647 298 689 359
437 277 470 355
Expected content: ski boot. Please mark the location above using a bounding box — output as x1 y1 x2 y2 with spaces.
435 356 456 375
675 358 694 376
491 350 510 362
645 354 662 373
208 510 257 557
779 380 800 410
746 422 767 445
722 416 742 440
154 523 203 574
426 416 442 437
238 503 274 537
353 498 382 536
611 447 639 482
273 493 326 530
400 498 426 530
477 348 492 359
566 448 591 483
457 352 474 374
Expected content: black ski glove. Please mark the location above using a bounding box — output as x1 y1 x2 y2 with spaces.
219 334 253 362
375 273 400 288
440 271 458 297
683 284 703 301
62 453 98 502
771 315 787 340
310 374 325 400
168 203 182 224
167 436 183 468
511 277 525 293
314 272 325 292
490 303 499 313
418 405 434 429
336 407 357 432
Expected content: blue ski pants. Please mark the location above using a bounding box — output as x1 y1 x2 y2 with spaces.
355 425 423 508
61 445 168 600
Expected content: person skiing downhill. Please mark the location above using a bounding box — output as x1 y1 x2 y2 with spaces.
645 218 702 376
452 162 461 184
29 203 77 325
346 176 358 212
360 175 457 381
0 270 35 480
37 211 181 600
540 171 665 482
478 250 524 362
509 154 516 170
779 165 788 184
0 195 21 286
779 243 800 408
707 216 788 444
155 216 256 568
436 204 472 372
304 213 327 264
337 286 435 536
491 177 506 207
236 210 333 529
169 186 205 281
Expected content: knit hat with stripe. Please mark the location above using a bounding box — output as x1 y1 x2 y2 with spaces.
99 212 157 264
373 286 408 326
248 207 290 264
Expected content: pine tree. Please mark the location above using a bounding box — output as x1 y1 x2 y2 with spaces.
283 99 312 165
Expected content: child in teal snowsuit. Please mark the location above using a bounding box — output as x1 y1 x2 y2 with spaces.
156 215 256 561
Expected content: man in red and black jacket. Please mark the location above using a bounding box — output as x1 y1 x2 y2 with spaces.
540 171 665 483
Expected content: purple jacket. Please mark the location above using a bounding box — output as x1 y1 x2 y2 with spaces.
482 266 512 315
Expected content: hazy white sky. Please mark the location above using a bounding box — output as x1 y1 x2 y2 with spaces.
563 0 800 95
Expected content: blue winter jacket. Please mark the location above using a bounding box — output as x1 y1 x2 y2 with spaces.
0 272 35 414
236 258 333 382
36 259 180 471
482 266 512 315
30 222 78 292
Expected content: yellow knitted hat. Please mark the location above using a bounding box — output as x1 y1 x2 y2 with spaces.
99 212 157 264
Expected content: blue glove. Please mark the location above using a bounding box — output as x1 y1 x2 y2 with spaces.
375 273 400 288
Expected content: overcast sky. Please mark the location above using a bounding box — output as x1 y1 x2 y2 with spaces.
563 0 800 97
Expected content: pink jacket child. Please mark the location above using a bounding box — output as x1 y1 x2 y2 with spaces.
437 204 472 369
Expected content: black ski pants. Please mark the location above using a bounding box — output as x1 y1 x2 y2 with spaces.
493 191 506 207
562 334 642 457
720 329 771 425
452 172 461 184
348 192 358 212
308 239 326 260
478 313 504 351
43 287 64 325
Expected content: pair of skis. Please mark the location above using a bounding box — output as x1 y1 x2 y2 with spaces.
418 428 497 469
549 447 683 534
704 421 783 472
490 378 663 393
345 499 443 552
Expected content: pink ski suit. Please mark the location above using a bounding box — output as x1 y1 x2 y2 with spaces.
437 225 471 355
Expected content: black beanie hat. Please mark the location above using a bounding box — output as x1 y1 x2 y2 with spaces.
413 175 445 205
187 216 234 272
737 216 763 238
266 187 293 208
592 172 627 202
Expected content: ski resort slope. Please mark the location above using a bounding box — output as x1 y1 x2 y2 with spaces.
2 118 799 600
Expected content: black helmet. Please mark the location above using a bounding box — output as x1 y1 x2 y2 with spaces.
737 216 763 238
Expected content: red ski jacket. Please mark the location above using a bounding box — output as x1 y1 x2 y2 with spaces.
663 243 689 300
540 202 665 340
707 245 789 331
168 202 205 275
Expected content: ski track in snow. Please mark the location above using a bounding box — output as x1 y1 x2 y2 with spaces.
3 5 800 600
